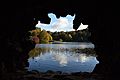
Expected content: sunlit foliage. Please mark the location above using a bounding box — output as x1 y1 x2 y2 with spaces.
29 28 53 44
38 30 53 43
29 27 91 44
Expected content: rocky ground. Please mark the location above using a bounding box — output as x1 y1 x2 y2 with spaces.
1 70 105 80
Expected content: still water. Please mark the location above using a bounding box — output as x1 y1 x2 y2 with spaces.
27 42 99 73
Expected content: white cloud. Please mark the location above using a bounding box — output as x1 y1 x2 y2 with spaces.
49 14 75 32
36 21 48 27
77 23 88 30
35 21 49 30
52 17 69 29
35 13 88 32
50 17 69 32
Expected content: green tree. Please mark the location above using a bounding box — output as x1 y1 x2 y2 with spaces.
38 30 53 44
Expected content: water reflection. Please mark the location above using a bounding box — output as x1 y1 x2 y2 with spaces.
27 43 99 73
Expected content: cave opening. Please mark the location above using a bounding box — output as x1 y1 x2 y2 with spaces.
25 12 99 74
1 1 120 79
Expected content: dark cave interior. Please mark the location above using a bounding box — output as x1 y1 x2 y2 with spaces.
0 1 120 80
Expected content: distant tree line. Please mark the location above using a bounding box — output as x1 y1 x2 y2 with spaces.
29 27 91 44
47 28 91 42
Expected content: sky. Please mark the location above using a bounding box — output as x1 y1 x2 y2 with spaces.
35 13 88 32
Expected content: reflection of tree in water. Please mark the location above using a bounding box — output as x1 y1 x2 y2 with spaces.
28 47 98 68
72 53 96 63
28 48 51 58
28 47 97 60
52 49 97 66
50 48 97 57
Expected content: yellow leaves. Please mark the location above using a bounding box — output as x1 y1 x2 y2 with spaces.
29 27 53 44
38 30 53 44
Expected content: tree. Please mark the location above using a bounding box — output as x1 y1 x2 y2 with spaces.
38 30 53 44
29 28 52 44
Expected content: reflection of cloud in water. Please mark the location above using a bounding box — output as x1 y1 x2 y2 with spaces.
30 50 98 67
78 54 90 63
28 42 98 67
29 46 97 67
51 51 97 66
71 53 93 63
34 56 40 60
52 53 67 66
28 43 99 73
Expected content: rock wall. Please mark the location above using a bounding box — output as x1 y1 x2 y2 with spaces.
0 0 120 79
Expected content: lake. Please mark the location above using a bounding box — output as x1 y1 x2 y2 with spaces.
27 42 99 73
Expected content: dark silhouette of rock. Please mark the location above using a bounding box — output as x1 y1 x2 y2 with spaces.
0 0 120 80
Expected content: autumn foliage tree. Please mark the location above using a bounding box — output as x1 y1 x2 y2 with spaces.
38 30 53 44
29 28 53 44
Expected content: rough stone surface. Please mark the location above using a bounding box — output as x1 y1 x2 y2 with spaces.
0 1 120 80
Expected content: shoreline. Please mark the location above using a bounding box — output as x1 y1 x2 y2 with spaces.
1 70 104 80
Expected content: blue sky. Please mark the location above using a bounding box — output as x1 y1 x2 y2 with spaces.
36 13 88 32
